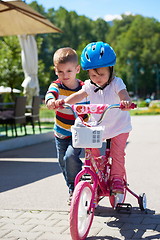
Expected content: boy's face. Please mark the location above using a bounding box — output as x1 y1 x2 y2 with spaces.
88 67 110 87
54 62 80 85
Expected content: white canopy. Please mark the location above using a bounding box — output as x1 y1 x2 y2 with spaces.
18 34 39 105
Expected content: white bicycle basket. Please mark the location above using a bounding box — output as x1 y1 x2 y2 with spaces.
71 125 103 148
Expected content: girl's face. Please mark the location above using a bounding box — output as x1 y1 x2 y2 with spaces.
88 67 110 87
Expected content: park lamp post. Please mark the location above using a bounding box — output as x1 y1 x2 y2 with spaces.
152 64 160 99
127 58 139 99
139 67 145 75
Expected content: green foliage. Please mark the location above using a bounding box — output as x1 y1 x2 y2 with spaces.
0 36 22 85
0 2 160 100
0 36 23 101
137 101 148 107
107 15 160 97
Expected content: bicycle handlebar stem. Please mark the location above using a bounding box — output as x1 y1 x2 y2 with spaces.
97 104 120 125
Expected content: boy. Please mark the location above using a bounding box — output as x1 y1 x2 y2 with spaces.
45 47 89 204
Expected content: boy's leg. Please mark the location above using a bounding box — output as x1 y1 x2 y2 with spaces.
55 136 82 192
54 136 69 180
110 132 129 180
64 139 82 192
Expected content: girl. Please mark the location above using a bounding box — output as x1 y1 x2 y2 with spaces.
54 42 133 194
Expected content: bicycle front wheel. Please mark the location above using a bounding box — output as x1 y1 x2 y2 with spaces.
70 181 94 240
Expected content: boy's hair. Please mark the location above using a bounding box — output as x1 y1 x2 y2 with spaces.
53 47 78 66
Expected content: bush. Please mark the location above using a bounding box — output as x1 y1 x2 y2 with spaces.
137 101 148 107
40 104 55 119
149 100 160 109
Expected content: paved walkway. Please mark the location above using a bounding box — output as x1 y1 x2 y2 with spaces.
1 208 160 240
0 116 160 239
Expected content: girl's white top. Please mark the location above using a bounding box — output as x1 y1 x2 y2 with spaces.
82 77 132 140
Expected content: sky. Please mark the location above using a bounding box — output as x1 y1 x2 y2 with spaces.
25 0 160 22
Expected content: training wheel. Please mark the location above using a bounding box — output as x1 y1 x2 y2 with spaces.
138 193 147 211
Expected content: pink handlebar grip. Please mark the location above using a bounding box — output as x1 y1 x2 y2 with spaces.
120 103 137 109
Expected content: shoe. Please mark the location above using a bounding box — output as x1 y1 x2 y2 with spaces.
111 178 124 194
67 190 73 206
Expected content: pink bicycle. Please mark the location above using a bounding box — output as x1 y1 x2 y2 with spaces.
64 103 146 240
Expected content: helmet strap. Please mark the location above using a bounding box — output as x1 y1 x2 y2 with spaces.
90 80 109 92
90 66 113 92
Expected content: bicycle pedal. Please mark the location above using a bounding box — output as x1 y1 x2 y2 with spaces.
116 203 132 213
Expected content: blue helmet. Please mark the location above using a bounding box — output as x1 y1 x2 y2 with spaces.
81 41 116 70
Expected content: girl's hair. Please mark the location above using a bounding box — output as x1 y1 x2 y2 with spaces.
53 47 78 66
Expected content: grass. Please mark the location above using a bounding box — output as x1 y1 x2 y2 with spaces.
130 100 160 115
40 104 55 119
130 108 160 115
0 122 54 141
0 105 54 141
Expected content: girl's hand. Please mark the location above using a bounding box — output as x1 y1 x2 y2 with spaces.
120 100 132 110
118 89 132 110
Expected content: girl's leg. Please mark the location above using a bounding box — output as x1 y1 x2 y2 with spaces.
110 132 129 180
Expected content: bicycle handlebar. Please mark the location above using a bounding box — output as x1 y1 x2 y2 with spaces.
63 103 137 125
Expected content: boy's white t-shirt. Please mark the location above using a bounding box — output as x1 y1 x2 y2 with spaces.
82 77 132 140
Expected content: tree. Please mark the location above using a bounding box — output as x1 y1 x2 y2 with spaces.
0 36 23 101
91 18 110 42
107 15 160 97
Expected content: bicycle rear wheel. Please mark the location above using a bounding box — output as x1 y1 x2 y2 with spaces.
70 181 94 240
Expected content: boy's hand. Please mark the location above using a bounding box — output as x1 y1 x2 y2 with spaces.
46 99 56 110
46 99 65 110
54 99 65 109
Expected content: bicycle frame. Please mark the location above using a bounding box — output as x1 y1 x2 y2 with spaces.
67 103 140 202
74 147 111 208
67 103 146 240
